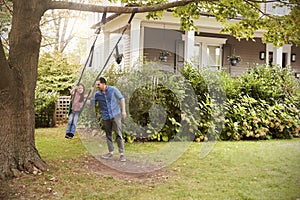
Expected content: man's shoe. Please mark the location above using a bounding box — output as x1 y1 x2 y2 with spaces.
119 155 126 162
101 153 113 159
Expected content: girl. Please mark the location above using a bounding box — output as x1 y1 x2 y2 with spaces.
65 83 87 139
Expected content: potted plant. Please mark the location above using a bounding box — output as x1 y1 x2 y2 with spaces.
227 55 241 66
159 50 170 62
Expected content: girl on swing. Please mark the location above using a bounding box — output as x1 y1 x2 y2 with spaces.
65 83 87 139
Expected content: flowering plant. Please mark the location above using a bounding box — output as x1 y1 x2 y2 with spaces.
160 50 170 57
159 50 170 62
227 55 241 63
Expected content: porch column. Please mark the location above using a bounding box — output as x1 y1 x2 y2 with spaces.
130 18 142 69
184 30 195 62
103 31 110 67
266 43 271 65
284 44 292 67
273 47 283 67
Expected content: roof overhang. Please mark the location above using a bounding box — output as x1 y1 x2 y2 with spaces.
92 11 265 38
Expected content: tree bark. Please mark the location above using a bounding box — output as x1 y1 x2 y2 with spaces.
48 0 199 13
0 0 48 179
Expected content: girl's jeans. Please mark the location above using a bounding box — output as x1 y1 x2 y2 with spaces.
66 111 80 135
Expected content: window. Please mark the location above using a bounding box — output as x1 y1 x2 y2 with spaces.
192 43 201 70
207 46 220 68
194 36 227 70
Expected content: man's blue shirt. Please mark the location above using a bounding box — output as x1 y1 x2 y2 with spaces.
91 86 124 120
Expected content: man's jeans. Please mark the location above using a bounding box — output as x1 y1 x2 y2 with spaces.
102 115 124 154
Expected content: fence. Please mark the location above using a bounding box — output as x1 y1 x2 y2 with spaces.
55 96 71 125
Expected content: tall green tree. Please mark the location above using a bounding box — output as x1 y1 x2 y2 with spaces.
0 0 299 180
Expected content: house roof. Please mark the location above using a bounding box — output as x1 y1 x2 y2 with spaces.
91 13 121 29
90 9 243 30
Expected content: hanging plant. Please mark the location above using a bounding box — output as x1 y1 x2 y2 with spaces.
159 50 170 62
227 55 241 66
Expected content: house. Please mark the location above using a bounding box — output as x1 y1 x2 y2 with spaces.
87 2 300 78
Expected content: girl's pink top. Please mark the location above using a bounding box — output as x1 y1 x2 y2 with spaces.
71 91 88 112
71 91 87 111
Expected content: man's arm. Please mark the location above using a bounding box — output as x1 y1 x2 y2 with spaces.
87 91 96 106
120 98 126 119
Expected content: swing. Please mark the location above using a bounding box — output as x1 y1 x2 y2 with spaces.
82 7 138 104
68 7 138 123
66 8 137 139
66 7 107 119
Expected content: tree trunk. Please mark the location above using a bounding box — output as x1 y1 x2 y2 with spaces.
0 0 48 179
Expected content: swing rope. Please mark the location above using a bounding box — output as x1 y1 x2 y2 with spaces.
93 7 138 83
68 7 108 124
81 7 138 112
68 7 138 131
76 7 107 85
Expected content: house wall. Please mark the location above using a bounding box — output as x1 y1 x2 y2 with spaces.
224 36 266 76
89 10 299 78
198 32 266 76
143 27 182 67
291 46 300 75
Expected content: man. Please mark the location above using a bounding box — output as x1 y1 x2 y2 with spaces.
89 77 127 162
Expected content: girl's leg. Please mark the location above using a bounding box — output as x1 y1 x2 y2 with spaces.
70 112 79 135
66 112 74 134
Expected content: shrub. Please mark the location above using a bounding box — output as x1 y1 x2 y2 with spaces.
239 65 299 105
35 88 58 128
221 96 300 140
94 63 198 143
182 64 300 141
78 63 300 142
35 52 79 127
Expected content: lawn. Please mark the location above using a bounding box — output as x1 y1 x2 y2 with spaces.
1 126 300 200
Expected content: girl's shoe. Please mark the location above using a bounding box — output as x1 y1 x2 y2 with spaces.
65 133 74 139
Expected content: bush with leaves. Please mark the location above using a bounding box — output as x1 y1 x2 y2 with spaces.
35 51 79 127
78 63 300 141
180 65 228 142
239 65 299 105
182 64 300 141
88 63 199 143
221 96 299 140
221 65 300 140
120 65 191 142
35 87 58 128
37 51 79 95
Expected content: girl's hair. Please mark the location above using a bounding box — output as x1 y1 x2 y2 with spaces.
77 83 85 102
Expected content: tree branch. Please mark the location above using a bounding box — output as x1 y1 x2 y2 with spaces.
47 0 202 13
244 0 271 19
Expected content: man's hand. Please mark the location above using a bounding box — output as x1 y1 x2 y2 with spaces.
121 111 127 119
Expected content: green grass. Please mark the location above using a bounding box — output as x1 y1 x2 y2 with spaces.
1 127 300 199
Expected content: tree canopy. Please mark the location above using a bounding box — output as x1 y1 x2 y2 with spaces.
1 0 300 47
46 0 300 46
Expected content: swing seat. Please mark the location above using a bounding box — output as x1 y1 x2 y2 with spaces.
115 54 123 64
